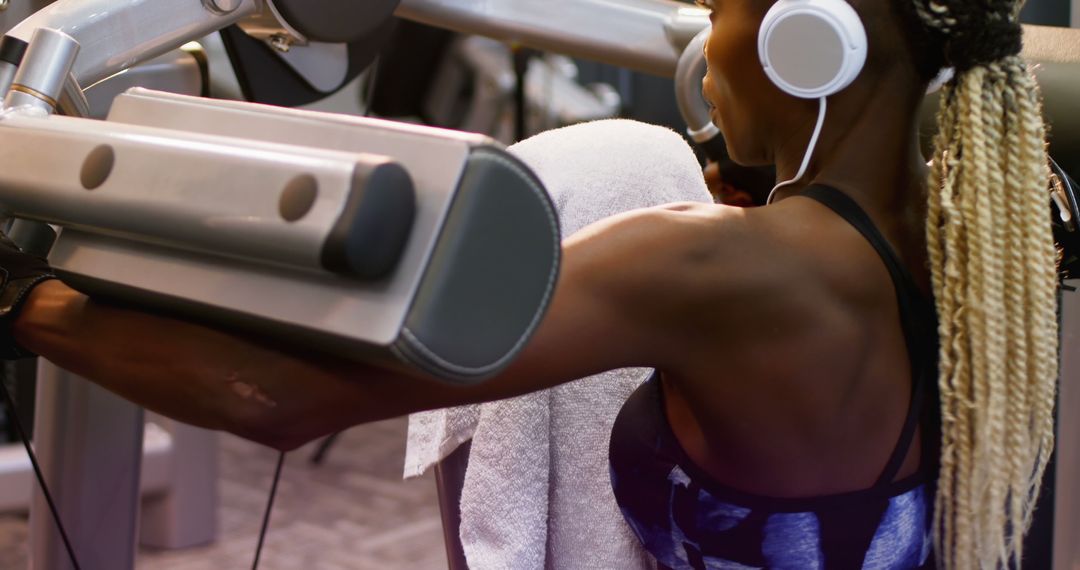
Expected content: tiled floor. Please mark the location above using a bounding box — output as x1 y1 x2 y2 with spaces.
0 418 449 569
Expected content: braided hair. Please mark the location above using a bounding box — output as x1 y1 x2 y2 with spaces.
905 0 1058 567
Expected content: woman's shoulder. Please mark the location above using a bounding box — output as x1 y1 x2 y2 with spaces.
565 200 867 341
585 199 872 300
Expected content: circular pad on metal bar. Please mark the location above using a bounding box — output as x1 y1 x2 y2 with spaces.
201 0 244 15
80 145 115 190
279 174 318 222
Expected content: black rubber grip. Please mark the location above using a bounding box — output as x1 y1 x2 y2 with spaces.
7 220 57 258
321 161 416 280
0 36 28 66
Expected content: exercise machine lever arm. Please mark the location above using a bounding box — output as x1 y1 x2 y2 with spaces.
394 0 709 77
7 0 263 88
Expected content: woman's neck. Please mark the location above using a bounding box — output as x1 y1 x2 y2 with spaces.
769 72 930 215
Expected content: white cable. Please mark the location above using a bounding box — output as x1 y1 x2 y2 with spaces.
766 97 827 205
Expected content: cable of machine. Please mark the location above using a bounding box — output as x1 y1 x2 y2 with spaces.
251 450 286 570
0 373 81 570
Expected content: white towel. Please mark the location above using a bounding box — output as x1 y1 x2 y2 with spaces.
405 119 712 569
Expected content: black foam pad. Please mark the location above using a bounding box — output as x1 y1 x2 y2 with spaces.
368 20 455 119
271 0 401 44
221 19 395 107
0 36 28 66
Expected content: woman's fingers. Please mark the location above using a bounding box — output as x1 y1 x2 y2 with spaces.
719 185 756 207
703 161 723 202
704 161 755 207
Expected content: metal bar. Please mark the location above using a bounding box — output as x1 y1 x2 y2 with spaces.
0 426 177 514
29 362 144 570
395 0 709 77
674 27 719 144
0 111 381 275
139 417 219 550
7 0 261 87
2 28 79 113
1055 284 1080 570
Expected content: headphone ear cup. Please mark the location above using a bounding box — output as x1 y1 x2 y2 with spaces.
758 0 867 99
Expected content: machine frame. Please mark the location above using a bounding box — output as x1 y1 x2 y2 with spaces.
0 1 1076 569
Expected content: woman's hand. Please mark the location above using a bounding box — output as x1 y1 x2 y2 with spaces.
0 231 57 359
704 161 757 207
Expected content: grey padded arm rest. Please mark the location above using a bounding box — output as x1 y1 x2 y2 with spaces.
37 89 560 384
394 147 560 379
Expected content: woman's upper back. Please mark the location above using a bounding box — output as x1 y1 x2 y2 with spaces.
607 185 939 568
620 186 934 498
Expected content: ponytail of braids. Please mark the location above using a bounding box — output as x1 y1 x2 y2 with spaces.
912 1 1058 566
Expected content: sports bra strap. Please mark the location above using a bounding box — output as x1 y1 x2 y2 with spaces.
799 184 934 487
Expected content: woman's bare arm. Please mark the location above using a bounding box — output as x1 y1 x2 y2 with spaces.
13 279 424 450
11 203 773 450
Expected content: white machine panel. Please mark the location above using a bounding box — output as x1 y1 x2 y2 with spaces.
93 89 484 347
0 111 396 274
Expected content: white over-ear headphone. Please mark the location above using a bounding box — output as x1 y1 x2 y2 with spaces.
758 0 868 99
757 0 867 203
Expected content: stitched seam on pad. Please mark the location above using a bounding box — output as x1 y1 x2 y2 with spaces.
400 149 561 378
389 342 410 367
389 340 450 382
400 150 560 375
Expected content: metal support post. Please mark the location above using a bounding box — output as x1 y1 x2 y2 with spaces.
1055 283 1080 570
28 361 144 570
139 416 219 550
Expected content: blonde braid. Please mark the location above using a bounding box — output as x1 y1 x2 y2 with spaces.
932 82 974 569
980 64 1013 567
926 83 956 560
1010 66 1058 525
941 74 976 569
910 0 1058 565
987 63 1032 564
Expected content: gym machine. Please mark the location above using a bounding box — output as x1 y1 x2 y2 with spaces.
0 1 706 568
0 1 1076 569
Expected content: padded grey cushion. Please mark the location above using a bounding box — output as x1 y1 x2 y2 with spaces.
393 146 560 383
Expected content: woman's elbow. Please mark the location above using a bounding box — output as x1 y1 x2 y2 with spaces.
223 401 333 452
212 362 409 451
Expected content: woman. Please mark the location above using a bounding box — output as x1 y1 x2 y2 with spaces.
0 0 1056 565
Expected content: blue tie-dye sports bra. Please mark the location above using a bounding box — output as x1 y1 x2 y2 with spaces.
609 185 940 570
